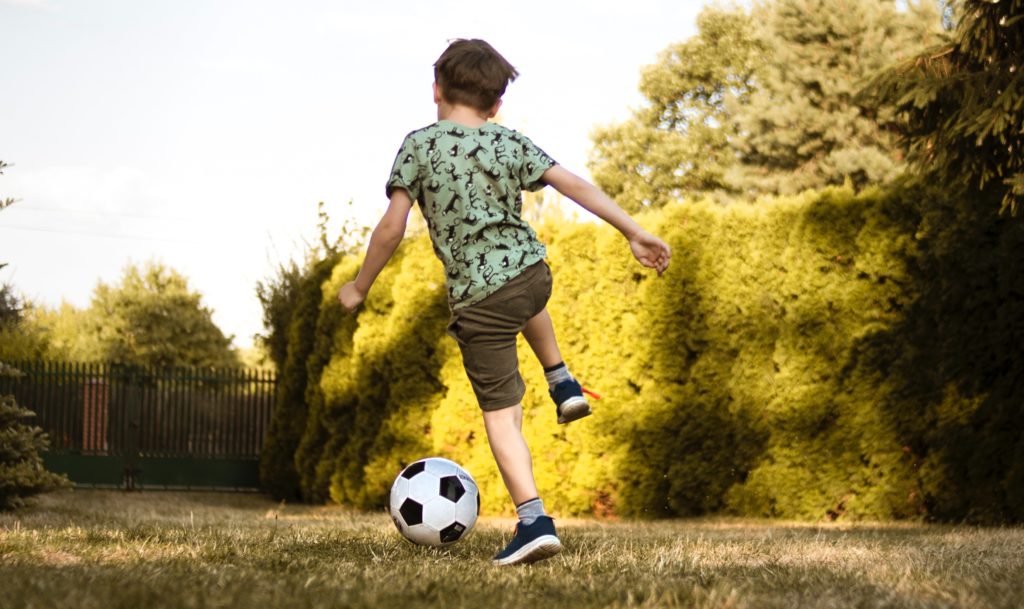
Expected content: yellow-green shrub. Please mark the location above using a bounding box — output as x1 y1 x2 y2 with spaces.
264 182 1024 522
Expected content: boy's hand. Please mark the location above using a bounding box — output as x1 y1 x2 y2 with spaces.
629 231 672 276
338 281 366 313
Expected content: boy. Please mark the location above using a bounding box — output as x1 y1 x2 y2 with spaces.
338 39 671 566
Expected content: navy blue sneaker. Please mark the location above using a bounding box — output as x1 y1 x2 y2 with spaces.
492 516 562 566
550 378 592 424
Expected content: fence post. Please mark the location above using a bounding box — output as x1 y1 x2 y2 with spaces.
121 365 142 490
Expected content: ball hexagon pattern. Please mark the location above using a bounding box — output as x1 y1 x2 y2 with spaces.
389 457 479 547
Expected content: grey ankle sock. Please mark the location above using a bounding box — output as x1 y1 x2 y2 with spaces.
543 363 573 389
516 498 546 526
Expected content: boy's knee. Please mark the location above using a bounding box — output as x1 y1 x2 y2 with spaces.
482 402 521 418
482 403 523 428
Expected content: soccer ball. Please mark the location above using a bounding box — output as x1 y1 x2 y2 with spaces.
389 457 480 546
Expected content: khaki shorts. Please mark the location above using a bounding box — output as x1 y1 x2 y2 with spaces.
446 261 552 411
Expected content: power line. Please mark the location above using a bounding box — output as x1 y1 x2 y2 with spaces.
0 223 197 244
6 205 189 222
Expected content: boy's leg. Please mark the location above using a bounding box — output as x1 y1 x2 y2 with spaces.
484 405 544 524
447 263 563 564
523 307 592 424
522 308 562 368
482 403 537 505
483 402 562 566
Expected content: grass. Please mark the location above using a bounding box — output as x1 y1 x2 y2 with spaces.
1 491 1022 609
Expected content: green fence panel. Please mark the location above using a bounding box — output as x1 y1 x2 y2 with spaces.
1 361 278 490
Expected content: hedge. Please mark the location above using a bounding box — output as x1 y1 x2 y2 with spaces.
262 182 1024 522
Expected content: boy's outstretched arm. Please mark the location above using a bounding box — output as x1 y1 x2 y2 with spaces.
541 165 671 275
337 189 414 312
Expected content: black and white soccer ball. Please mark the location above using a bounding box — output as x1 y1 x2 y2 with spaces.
389 457 480 546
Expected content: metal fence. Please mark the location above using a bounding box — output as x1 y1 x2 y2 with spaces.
0 361 277 490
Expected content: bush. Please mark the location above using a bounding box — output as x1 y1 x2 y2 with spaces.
867 185 1024 522
261 182 1024 522
0 365 69 509
259 254 341 500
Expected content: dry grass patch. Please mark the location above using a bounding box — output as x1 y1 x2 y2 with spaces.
1 490 1022 609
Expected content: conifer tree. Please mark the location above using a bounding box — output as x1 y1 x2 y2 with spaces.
727 0 943 196
0 383 70 509
0 301 69 509
590 0 943 207
862 0 1024 213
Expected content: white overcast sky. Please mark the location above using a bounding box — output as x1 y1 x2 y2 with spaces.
0 0 702 348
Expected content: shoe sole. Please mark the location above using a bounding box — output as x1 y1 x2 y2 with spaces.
492 535 562 566
557 397 592 425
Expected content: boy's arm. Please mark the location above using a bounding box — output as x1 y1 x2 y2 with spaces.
337 189 414 312
541 165 671 275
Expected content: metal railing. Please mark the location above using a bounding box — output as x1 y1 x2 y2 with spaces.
0 361 278 489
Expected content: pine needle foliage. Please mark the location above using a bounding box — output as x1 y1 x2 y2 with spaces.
0 367 69 510
861 0 1024 214
0 289 72 509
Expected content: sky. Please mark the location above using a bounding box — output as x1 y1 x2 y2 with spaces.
0 0 703 348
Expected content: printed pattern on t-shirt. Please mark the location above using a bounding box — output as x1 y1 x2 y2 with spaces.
386 120 556 309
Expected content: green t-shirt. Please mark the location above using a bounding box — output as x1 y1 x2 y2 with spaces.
386 120 556 309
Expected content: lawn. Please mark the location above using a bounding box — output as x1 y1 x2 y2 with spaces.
1 490 1022 609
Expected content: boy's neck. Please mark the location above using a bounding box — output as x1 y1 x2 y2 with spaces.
437 103 490 129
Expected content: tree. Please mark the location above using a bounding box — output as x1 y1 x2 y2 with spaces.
589 0 943 208
256 200 362 499
0 160 15 213
0 192 70 506
87 262 239 368
0 287 50 362
2 160 17 273
0 382 70 510
0 284 19 329
861 0 1024 214
590 7 766 210
0 164 48 362
22 302 98 362
727 0 943 196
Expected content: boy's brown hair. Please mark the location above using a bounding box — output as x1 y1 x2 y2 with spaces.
433 39 519 112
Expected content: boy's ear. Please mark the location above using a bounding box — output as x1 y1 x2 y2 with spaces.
487 99 502 119
433 82 441 105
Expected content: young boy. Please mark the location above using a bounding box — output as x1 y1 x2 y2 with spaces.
338 39 670 566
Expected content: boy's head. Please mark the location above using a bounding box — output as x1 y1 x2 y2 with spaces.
433 39 518 114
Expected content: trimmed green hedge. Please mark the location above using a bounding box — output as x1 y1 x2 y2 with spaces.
262 183 1024 522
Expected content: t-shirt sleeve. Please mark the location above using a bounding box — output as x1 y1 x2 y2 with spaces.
519 135 556 192
385 135 422 201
